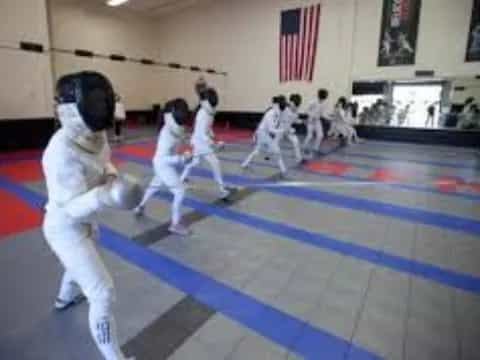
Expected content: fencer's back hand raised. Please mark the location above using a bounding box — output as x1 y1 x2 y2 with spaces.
100 174 144 210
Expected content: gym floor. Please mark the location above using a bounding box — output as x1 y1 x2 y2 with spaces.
1 126 480 360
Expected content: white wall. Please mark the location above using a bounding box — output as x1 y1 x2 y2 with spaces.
2 0 477 118
48 0 230 112
0 0 54 119
451 77 480 103
48 0 169 110
155 0 354 111
352 0 477 80
155 0 479 112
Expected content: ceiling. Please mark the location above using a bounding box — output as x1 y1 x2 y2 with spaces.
108 0 214 17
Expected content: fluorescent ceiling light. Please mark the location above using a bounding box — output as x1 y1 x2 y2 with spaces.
107 0 129 6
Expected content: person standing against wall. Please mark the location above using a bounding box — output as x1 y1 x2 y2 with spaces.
195 76 208 99
425 103 436 128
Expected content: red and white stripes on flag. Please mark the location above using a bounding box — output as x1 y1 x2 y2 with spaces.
280 5 321 83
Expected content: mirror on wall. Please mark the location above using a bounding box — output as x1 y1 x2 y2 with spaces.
351 77 480 131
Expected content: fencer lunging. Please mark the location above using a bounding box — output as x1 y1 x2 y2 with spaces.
241 96 287 175
134 99 192 236
42 72 142 360
180 88 231 199
303 89 331 153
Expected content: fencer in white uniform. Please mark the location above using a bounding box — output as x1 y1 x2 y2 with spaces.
281 94 304 164
329 97 358 144
42 72 142 360
180 88 231 199
329 97 347 138
303 89 331 153
241 96 287 175
134 99 192 236
344 103 360 143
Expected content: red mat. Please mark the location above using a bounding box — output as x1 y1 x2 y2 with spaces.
467 182 480 193
214 128 253 142
115 144 156 159
0 189 42 239
111 157 126 169
0 160 44 183
126 122 141 129
434 177 462 192
178 144 193 154
0 149 43 162
369 169 405 182
305 161 352 176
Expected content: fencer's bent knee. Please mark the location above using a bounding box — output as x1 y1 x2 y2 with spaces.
173 185 185 198
190 157 201 166
89 281 115 310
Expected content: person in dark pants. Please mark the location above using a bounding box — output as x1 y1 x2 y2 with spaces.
425 104 436 127
114 94 126 142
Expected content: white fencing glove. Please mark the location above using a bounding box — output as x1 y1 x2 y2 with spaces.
100 174 144 210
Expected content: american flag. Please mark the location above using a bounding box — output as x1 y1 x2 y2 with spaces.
280 5 321 83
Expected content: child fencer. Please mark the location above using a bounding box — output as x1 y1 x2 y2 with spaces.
329 98 359 144
134 99 192 236
43 72 142 360
180 87 232 199
281 94 304 164
328 97 343 138
345 102 360 143
303 89 331 153
241 96 288 176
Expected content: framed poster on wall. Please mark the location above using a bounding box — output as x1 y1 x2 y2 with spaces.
377 0 422 67
466 0 480 62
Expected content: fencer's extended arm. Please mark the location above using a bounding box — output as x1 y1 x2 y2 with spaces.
62 183 112 220
58 162 142 220
156 154 186 165
63 177 143 220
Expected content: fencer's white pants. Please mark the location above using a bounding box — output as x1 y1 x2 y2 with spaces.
348 125 359 143
303 121 315 149
43 217 127 360
328 122 340 138
139 160 185 226
331 122 358 144
303 120 324 151
425 115 434 127
180 143 227 193
285 132 302 162
242 131 286 173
